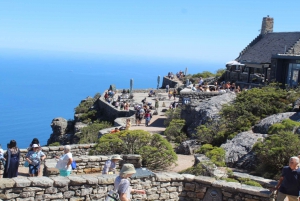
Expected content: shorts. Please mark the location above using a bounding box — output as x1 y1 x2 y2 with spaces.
29 164 40 175
59 170 71 177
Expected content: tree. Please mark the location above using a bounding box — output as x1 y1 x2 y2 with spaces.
164 107 181 127
91 130 177 170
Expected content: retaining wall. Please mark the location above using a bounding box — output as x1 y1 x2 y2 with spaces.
0 172 273 201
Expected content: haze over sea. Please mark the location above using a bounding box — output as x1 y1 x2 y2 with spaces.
0 50 223 149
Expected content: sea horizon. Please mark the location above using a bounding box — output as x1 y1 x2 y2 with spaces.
0 50 225 149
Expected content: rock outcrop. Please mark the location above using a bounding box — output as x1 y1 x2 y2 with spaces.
176 140 201 155
221 131 268 170
47 117 74 145
252 112 300 134
183 92 236 135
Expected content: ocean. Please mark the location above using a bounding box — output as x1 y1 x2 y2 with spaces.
0 50 223 149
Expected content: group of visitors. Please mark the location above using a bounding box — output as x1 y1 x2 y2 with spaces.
195 80 246 93
168 89 177 100
1 138 74 178
134 104 153 127
105 90 131 111
167 72 174 79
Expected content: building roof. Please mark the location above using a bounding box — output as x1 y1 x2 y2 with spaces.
237 32 300 64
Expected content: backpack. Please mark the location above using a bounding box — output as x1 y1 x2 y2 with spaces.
71 161 77 170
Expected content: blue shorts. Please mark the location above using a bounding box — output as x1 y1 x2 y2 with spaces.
29 164 40 175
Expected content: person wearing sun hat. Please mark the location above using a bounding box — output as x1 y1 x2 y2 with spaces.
114 163 146 200
25 144 46 177
102 155 122 174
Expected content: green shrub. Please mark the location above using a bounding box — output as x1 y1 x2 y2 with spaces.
268 119 300 134
237 178 262 187
215 68 226 78
197 144 225 167
222 178 238 183
179 163 207 176
253 131 300 179
164 107 181 127
92 130 177 170
164 119 187 143
49 142 60 146
78 121 112 144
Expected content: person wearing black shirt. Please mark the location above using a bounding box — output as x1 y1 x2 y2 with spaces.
275 156 300 201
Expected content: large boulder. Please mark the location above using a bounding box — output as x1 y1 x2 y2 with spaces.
252 112 300 134
183 92 236 135
176 140 201 155
221 131 268 170
48 117 74 145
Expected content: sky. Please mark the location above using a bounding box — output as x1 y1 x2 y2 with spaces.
1 0 300 63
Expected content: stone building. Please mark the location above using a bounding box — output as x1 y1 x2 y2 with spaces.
225 16 300 88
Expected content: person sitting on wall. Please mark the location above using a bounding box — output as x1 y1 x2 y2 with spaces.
148 90 155 97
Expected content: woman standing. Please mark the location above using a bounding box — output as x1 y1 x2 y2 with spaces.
25 144 46 177
144 110 152 127
55 145 73 176
3 140 20 178
114 164 146 201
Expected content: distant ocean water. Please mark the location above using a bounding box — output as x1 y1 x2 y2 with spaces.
0 50 223 148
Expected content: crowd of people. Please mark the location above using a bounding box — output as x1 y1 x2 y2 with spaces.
104 90 131 111
0 138 75 178
194 80 246 93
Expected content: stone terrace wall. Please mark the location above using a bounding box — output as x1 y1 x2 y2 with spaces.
44 155 142 177
162 76 180 88
0 172 272 201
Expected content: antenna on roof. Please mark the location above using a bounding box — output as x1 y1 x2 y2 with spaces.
284 45 287 54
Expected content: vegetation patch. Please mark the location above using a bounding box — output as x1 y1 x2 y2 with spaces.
91 130 177 170
196 144 226 167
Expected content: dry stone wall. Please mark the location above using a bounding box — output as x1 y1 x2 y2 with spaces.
0 172 273 201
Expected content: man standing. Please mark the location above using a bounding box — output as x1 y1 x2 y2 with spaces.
275 156 300 201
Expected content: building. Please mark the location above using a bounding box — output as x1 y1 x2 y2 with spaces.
225 16 300 87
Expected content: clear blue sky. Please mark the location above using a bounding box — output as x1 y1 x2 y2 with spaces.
1 0 299 63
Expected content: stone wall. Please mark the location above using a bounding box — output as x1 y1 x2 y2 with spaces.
0 172 273 201
162 76 181 88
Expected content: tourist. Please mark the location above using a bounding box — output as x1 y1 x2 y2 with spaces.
25 144 46 177
144 110 152 127
110 127 120 133
124 101 129 111
166 84 169 92
3 140 20 178
28 138 41 151
155 99 159 111
0 148 6 167
168 90 172 100
274 156 300 201
114 164 146 200
173 89 177 100
135 108 143 126
102 155 122 174
198 77 204 86
125 119 131 130
55 145 73 177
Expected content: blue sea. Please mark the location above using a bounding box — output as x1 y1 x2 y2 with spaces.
0 50 223 148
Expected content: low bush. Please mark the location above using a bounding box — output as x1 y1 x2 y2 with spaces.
78 121 112 144
197 144 225 167
49 142 60 146
92 130 177 170
164 119 187 143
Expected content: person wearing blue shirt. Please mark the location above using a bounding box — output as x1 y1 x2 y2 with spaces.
275 156 300 201
25 144 46 177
